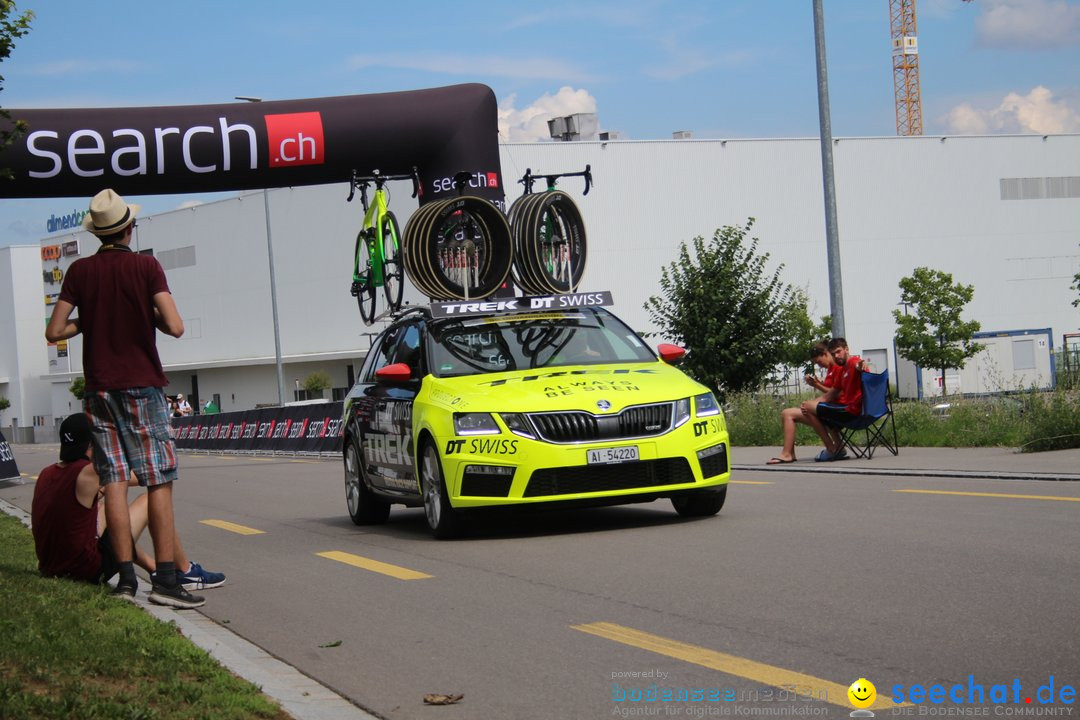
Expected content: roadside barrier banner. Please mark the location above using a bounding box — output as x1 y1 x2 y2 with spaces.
171 403 344 454
0 429 19 480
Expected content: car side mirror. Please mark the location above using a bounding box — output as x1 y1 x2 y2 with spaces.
375 362 413 382
657 343 686 364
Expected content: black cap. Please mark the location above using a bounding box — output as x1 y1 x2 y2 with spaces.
59 413 92 462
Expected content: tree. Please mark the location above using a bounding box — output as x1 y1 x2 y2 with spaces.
643 218 809 400
0 2 33 180
303 371 331 397
69 376 85 400
892 267 984 396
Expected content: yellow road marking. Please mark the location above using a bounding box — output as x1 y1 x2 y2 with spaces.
572 622 907 710
200 519 265 535
730 480 772 485
896 489 1080 503
316 551 432 580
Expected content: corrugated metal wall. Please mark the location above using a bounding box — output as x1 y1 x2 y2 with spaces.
39 134 1080 411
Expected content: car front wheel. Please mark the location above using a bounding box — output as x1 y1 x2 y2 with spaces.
420 440 464 539
344 436 390 525
671 486 727 518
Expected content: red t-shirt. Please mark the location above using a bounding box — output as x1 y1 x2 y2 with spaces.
835 355 864 415
31 459 102 581
58 246 171 391
823 363 843 389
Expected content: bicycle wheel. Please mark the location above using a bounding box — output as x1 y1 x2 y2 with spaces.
508 193 548 294
515 190 587 294
352 230 377 324
422 197 512 300
380 211 404 312
402 200 448 299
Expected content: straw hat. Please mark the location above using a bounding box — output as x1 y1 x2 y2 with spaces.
81 189 140 236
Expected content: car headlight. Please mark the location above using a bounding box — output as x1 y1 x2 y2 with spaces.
499 413 536 439
694 393 720 417
674 398 691 427
453 413 500 435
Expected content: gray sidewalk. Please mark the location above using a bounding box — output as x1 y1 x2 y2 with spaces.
733 444 1080 481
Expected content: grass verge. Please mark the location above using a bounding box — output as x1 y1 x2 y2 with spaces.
726 388 1080 453
0 513 290 720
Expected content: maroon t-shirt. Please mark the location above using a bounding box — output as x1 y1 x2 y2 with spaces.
58 246 170 391
31 459 102 581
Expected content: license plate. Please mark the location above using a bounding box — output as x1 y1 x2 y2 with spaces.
587 446 639 465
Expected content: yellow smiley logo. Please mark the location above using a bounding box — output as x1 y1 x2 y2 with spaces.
848 678 876 709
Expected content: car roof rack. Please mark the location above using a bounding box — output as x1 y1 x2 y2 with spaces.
428 291 613 319
381 304 431 323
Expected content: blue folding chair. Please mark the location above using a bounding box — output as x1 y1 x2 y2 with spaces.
829 370 899 459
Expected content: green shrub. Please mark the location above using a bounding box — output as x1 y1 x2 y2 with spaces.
1018 390 1080 452
725 391 838 448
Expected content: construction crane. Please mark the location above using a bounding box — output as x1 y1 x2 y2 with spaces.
890 0 923 135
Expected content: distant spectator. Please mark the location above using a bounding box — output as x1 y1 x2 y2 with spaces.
175 394 193 417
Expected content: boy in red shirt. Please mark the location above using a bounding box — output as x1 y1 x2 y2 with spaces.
810 337 867 461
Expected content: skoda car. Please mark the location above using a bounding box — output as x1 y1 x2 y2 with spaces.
341 296 730 538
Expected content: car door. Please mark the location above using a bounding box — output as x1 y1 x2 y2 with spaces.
357 321 424 496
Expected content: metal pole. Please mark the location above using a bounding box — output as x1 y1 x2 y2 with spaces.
263 187 286 407
235 96 286 407
812 0 846 338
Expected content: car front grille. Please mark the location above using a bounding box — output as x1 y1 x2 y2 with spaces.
527 402 674 444
523 457 693 497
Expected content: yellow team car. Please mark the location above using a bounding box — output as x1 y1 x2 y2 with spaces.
341 292 730 538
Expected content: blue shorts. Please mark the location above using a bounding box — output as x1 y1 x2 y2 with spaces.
84 387 178 487
816 402 857 427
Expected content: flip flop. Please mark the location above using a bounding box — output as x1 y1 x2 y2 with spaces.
814 449 835 462
766 457 795 465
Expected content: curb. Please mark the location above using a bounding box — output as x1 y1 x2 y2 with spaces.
0 497 378 720
733 464 1080 482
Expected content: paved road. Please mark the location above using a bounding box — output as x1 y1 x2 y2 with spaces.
3 444 1079 719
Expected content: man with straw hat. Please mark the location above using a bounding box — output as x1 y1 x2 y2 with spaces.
45 189 205 608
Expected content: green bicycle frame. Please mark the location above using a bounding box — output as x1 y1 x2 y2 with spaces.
356 188 392 288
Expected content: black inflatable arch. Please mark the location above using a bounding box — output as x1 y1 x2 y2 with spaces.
0 83 503 206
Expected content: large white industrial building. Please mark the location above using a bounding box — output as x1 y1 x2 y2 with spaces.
2 133 1078 443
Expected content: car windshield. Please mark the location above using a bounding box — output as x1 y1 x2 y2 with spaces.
428 309 656 378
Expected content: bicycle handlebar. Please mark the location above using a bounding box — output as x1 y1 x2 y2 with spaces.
347 167 421 204
518 165 592 196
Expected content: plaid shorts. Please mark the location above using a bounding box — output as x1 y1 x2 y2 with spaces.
84 387 178 487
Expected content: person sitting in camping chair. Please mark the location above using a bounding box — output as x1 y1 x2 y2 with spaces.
808 337 868 461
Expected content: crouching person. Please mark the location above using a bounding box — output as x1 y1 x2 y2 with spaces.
31 413 225 607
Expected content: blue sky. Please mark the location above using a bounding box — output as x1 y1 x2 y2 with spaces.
2 0 1078 246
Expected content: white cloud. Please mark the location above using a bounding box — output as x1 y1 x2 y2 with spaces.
498 87 599 142
944 86 1080 134
975 0 1080 49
